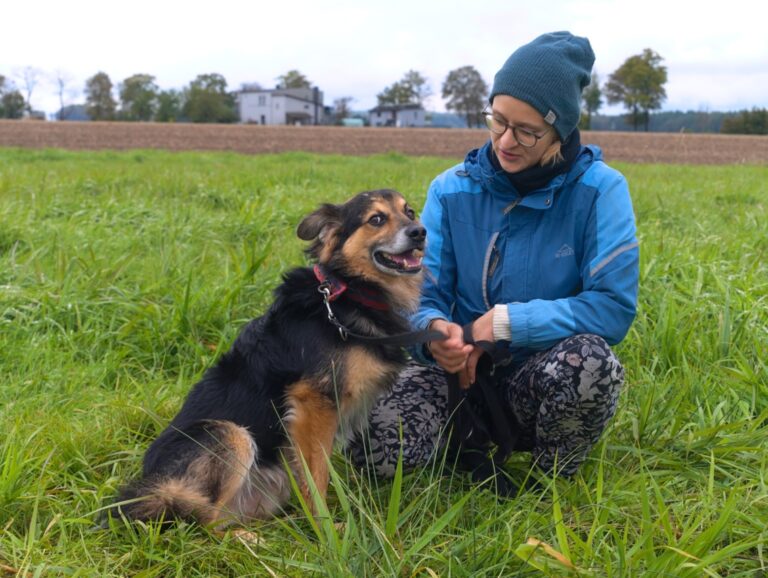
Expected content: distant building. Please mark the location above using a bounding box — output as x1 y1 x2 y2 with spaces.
369 103 426 127
237 86 324 125
22 109 46 121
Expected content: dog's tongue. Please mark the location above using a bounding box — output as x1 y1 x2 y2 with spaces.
391 250 422 269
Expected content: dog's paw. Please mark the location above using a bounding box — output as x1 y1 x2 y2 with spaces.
229 528 265 546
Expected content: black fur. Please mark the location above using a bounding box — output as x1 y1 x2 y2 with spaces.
111 189 426 527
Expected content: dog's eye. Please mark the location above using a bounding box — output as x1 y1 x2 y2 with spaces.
368 213 387 227
405 206 416 220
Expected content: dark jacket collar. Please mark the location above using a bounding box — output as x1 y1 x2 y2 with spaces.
464 129 593 203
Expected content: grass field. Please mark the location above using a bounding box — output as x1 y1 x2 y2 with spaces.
1 147 766 576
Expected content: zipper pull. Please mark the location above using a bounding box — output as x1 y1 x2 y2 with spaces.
488 247 500 277
503 197 521 214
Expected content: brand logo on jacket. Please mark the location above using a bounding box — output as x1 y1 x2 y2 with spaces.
555 244 575 258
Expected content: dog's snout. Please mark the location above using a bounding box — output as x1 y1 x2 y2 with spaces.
406 224 426 243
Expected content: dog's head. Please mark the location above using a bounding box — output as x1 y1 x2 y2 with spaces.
297 189 426 309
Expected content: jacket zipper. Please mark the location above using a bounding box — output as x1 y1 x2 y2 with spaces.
483 198 520 309
482 231 501 310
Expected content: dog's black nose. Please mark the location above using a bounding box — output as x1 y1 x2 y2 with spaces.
406 224 426 243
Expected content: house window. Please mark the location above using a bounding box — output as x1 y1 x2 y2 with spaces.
258 95 266 106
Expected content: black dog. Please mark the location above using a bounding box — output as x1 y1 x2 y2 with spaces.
113 189 435 528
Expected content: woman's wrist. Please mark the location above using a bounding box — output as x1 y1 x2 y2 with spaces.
492 304 512 341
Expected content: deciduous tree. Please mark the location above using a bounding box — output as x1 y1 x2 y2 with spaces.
376 70 431 126
182 73 237 123
604 49 667 131
378 70 432 106
401 70 432 107
52 70 78 120
0 75 27 119
333 96 354 125
441 65 488 128
377 82 413 106
85 72 117 120
1 91 26 118
15 66 41 113
580 72 602 130
155 89 183 122
276 70 311 89
119 74 159 121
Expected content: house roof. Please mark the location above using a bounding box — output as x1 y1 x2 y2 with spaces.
239 86 323 105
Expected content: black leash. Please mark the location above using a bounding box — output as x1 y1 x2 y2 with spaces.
447 323 519 474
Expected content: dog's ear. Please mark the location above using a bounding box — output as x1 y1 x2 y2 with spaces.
297 203 342 242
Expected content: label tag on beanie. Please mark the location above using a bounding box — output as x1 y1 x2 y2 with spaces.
544 110 557 125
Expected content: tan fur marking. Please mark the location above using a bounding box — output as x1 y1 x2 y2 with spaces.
184 421 256 526
340 346 392 414
285 380 339 511
211 424 257 524
318 229 339 263
137 478 212 524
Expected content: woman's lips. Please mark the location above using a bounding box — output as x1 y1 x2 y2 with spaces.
499 149 521 161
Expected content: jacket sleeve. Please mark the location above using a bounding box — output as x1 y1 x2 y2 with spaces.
506 167 639 348
409 176 457 364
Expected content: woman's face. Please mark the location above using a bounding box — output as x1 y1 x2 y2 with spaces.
488 95 557 173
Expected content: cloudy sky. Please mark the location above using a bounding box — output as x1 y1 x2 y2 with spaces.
2 0 767 118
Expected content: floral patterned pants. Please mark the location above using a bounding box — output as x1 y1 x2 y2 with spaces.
347 334 625 478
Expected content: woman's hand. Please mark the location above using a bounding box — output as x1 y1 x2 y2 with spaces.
464 309 495 386
427 319 473 375
429 310 496 388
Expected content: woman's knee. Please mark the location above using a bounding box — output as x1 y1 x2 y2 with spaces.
548 334 625 391
526 333 625 441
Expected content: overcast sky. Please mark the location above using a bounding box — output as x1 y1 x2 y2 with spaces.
3 0 767 118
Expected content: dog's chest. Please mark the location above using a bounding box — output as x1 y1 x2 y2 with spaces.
334 345 401 440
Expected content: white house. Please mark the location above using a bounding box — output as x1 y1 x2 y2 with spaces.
369 104 426 127
238 86 324 125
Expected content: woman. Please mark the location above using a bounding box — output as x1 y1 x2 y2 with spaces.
349 31 639 492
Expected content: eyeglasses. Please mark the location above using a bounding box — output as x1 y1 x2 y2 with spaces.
481 111 550 148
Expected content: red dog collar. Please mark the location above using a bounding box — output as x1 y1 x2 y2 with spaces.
313 265 389 311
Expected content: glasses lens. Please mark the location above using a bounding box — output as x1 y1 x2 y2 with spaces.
484 113 505 135
513 128 536 147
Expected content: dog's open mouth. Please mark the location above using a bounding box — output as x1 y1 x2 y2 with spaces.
373 249 423 274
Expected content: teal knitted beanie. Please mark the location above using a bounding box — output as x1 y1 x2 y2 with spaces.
490 31 595 141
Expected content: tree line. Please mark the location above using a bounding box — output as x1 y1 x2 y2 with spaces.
78 71 239 123
2 57 766 134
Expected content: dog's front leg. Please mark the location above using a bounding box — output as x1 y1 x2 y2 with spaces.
285 381 338 513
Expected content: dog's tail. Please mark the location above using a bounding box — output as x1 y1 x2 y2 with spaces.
109 477 213 526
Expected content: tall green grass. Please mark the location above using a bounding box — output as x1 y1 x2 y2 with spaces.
1 148 766 576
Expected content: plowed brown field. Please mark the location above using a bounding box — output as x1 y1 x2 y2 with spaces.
1 120 766 165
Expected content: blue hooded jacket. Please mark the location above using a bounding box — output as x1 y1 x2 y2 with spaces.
411 140 639 364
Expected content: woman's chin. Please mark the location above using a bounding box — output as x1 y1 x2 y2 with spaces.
497 153 527 173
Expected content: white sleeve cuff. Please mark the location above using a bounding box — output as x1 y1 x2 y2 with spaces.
492 304 512 341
